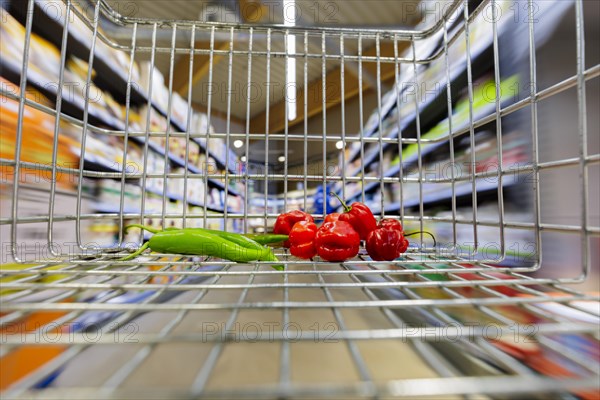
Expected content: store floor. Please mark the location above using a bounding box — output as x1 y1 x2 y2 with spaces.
50 263 447 396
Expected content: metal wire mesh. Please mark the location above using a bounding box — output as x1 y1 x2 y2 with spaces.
1 0 599 398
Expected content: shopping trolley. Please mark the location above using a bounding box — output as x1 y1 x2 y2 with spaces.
1 0 599 398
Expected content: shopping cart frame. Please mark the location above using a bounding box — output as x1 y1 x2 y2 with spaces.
1 0 599 398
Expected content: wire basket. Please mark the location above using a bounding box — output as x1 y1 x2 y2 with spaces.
1 0 599 398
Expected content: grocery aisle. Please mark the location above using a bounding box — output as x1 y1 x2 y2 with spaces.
1 0 599 398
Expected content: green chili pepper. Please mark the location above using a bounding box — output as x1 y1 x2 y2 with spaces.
242 234 289 245
126 225 287 246
122 225 283 270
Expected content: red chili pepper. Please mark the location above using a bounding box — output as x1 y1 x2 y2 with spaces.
274 210 314 247
330 192 377 240
378 218 403 234
366 222 406 261
323 213 341 224
315 221 360 262
399 237 409 254
366 218 435 261
289 221 318 259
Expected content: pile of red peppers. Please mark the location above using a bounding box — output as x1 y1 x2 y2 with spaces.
273 193 435 262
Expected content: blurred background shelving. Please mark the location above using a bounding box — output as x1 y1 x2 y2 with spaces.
2 0 598 276
1 1 246 250
1 0 599 398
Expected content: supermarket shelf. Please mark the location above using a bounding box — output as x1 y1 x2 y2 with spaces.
9 0 238 175
371 177 518 214
192 138 238 174
92 199 227 215
343 170 402 203
344 130 499 202
91 202 145 215
1 58 239 196
0 56 126 132
166 192 227 213
345 0 573 171
344 50 488 179
192 171 241 197
88 134 240 196
132 136 239 196
345 22 496 166
81 140 236 198
144 186 228 213
10 0 144 105
59 153 233 213
343 144 442 203
0 179 96 201
360 90 400 141
342 68 518 199
83 155 130 176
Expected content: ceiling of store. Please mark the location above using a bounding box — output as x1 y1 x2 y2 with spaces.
105 0 424 28
100 0 431 168
103 0 427 125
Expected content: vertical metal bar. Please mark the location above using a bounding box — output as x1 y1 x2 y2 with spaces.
243 28 253 233
340 33 347 201
375 33 385 218
527 0 542 269
203 27 216 228
357 34 366 204
137 23 158 244
223 27 235 231
321 32 327 218
11 0 36 262
393 34 405 226
411 38 424 248
463 1 479 253
76 0 101 249
284 30 290 212
182 25 197 229
574 0 589 277
116 22 138 246
264 29 272 230
303 31 309 211
443 19 457 250
47 0 72 256
491 0 505 261
160 24 178 230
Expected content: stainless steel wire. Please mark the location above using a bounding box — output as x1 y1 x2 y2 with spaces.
1 0 599 398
